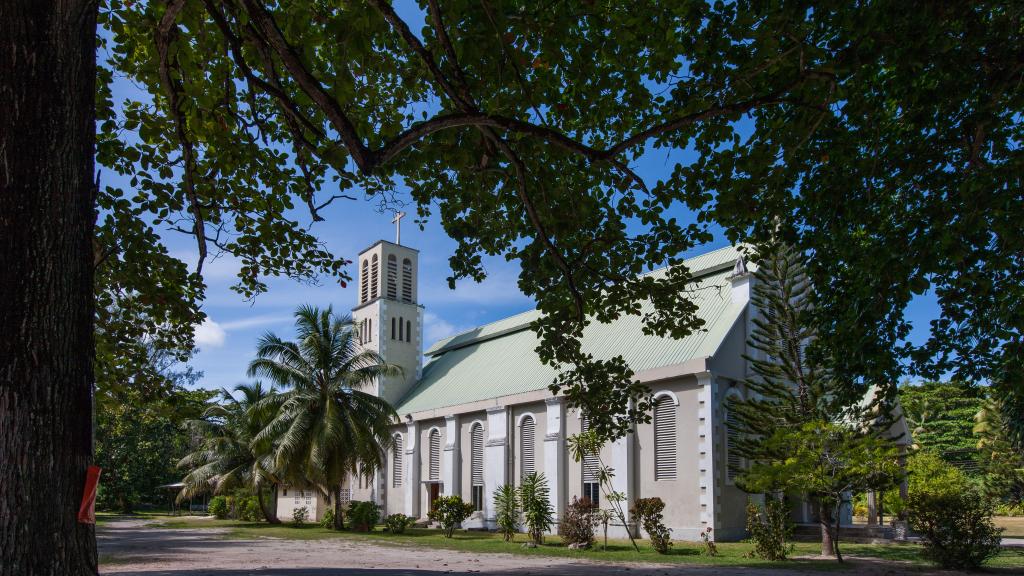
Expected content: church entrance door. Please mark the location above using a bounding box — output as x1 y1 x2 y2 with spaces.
427 483 440 513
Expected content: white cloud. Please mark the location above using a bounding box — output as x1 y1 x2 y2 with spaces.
423 312 469 345
194 318 227 348
220 314 294 331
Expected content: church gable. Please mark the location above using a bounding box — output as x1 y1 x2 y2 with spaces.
395 245 749 416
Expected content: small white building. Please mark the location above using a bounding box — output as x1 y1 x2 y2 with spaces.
277 238 904 539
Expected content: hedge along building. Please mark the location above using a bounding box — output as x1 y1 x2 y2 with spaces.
277 236 903 539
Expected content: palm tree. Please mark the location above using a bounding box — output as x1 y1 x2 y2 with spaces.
178 382 282 523
248 304 400 529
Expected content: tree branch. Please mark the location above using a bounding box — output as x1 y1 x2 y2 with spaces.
157 0 207 275
237 0 375 171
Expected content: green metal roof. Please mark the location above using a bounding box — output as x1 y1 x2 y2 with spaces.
395 245 747 415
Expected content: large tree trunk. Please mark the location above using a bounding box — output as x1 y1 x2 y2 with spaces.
866 491 878 526
257 487 280 524
817 501 835 557
832 503 844 563
0 1 99 575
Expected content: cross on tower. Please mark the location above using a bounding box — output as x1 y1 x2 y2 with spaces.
392 211 406 245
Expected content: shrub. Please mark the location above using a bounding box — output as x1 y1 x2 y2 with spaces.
347 500 381 532
493 484 520 542
908 490 1003 569
593 508 614 550
383 513 415 534
519 472 554 545
699 526 718 556
238 496 263 522
319 508 335 529
630 497 672 554
208 496 229 519
429 495 475 537
995 501 1024 516
558 496 596 549
745 497 793 560
909 451 972 498
292 506 309 526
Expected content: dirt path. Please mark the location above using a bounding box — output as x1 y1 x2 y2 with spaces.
98 518 940 576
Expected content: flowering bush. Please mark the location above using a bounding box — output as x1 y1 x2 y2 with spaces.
558 497 596 548
631 497 672 554
429 495 475 537
291 506 309 526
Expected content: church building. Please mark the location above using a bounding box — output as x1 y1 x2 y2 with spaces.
275 234 896 540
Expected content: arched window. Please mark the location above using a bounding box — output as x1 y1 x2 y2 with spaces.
370 254 379 299
391 317 396 340
405 320 412 343
428 429 441 481
398 316 404 341
726 398 743 484
401 258 413 302
392 434 403 487
360 260 369 303
520 416 536 479
470 423 484 510
386 254 398 299
581 414 599 506
653 395 677 480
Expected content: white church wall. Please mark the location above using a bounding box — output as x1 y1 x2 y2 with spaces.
634 375 703 540
715 379 749 540
707 310 751 383
350 303 382 396
483 406 510 529
442 415 461 499
386 429 407 517
564 408 614 498
418 417 445 517
511 402 546 482
543 396 566 525
457 412 486 506
350 465 376 504
377 299 423 408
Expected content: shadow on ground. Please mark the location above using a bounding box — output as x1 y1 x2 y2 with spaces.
98 519 1024 576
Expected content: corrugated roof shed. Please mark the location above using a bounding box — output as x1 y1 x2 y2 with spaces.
395 245 747 414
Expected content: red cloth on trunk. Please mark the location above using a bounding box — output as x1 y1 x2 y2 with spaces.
77 465 102 524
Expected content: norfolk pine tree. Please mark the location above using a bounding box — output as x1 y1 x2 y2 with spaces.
727 243 901 559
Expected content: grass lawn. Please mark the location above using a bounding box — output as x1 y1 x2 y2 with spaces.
995 516 1024 539
95 510 173 526
150 516 1024 571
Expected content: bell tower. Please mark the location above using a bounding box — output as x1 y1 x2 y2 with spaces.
351 237 423 408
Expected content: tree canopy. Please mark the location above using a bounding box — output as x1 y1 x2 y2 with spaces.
96 0 1024 438
900 381 986 471
95 380 214 513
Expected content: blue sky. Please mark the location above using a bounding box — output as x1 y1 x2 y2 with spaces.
101 3 941 391
165 179 938 392
171 203 544 389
